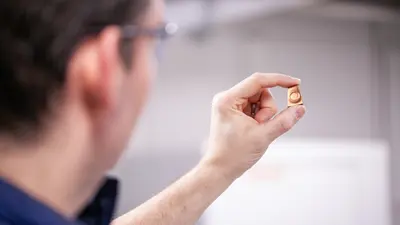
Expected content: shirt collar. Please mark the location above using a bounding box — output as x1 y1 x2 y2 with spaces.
0 178 80 225
77 177 119 225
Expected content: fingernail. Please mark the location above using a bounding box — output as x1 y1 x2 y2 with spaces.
295 105 306 120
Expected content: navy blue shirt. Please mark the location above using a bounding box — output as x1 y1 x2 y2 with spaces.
0 178 118 225
0 178 79 225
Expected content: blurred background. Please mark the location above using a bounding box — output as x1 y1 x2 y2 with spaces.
110 0 400 224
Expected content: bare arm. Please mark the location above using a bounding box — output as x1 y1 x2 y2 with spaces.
112 73 305 225
112 161 234 225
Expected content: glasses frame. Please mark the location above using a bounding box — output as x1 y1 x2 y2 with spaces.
120 22 179 40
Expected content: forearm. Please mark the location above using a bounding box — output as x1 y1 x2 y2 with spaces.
112 161 235 225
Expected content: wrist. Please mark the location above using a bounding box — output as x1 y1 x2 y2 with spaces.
197 156 239 183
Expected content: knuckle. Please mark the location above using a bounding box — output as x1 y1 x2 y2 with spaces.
251 72 263 80
212 92 229 110
251 72 278 85
277 118 293 133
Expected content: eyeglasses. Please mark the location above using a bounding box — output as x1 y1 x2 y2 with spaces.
89 22 178 61
120 22 178 61
120 22 179 40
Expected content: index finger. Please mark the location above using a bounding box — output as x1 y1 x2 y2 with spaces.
228 73 301 98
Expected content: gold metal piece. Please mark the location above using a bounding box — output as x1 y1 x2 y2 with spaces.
287 85 303 107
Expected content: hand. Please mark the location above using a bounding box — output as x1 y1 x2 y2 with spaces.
202 73 306 179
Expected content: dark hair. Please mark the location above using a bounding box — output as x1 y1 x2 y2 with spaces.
0 0 149 138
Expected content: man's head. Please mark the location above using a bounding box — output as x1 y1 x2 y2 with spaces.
0 0 165 170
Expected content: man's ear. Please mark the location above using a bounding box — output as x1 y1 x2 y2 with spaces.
67 26 124 114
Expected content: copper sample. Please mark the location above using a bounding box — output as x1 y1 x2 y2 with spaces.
287 85 303 107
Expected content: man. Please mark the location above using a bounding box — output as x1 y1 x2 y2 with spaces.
0 0 306 225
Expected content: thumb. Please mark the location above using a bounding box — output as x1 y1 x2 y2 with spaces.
263 105 306 141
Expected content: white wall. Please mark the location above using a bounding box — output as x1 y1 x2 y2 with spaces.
204 139 391 225
112 15 396 222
